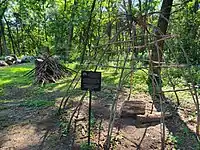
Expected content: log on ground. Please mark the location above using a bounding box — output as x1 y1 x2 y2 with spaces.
136 112 172 124
120 100 146 118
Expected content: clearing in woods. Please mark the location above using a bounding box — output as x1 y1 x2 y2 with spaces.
0 63 199 150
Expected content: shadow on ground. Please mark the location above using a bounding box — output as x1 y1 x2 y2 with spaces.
153 97 200 149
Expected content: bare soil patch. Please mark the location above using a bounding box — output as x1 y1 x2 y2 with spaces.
0 87 199 150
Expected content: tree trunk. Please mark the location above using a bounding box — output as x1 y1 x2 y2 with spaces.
149 1 173 150
65 0 78 62
80 0 96 64
0 20 9 55
94 0 103 60
16 26 20 55
0 36 2 56
150 0 173 94
4 17 16 55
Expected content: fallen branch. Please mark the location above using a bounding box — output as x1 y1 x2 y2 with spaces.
137 112 172 124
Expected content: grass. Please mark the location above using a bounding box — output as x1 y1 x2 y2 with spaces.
80 142 97 150
166 131 200 150
0 63 75 109
0 106 9 111
0 63 34 85
0 62 197 108
19 99 55 107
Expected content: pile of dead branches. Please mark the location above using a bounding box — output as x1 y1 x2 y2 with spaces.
25 55 74 85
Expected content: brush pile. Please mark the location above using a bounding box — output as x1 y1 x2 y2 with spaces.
26 55 73 85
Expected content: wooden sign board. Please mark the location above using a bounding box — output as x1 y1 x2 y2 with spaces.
81 71 101 91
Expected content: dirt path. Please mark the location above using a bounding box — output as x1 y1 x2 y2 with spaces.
64 91 199 150
0 87 199 150
0 102 61 150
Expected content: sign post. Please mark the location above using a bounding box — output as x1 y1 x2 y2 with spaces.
88 90 92 145
81 71 101 146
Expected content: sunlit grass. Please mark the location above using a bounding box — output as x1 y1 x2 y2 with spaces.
0 63 83 110
0 63 34 87
0 62 197 110
0 63 33 73
53 83 67 91
0 99 15 103
0 79 12 86
8 66 32 73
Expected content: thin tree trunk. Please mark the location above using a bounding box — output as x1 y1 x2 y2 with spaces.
80 0 96 64
4 17 16 55
0 20 9 55
193 0 200 137
127 0 136 99
65 0 77 62
94 0 103 60
16 26 20 54
107 0 112 62
0 36 2 56
0 3 8 56
115 23 120 73
21 26 25 55
42 1 48 42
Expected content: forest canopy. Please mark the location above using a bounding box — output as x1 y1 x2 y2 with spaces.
0 0 199 64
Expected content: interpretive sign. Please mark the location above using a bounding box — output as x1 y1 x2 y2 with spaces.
81 71 101 91
81 71 101 146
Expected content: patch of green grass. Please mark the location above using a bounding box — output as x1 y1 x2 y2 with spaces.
164 90 193 107
131 70 148 93
0 63 80 107
43 77 76 92
0 106 9 110
101 69 148 93
65 62 79 70
80 142 96 150
0 87 4 96
20 100 55 108
59 120 70 136
0 63 34 87
0 99 14 103
90 111 96 128
166 133 184 148
166 131 200 149
0 62 197 114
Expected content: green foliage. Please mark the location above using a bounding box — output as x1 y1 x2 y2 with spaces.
59 120 70 136
103 72 120 86
90 110 96 128
183 66 200 84
80 142 96 150
131 70 148 93
167 0 200 65
166 130 200 149
166 133 183 148
161 68 186 88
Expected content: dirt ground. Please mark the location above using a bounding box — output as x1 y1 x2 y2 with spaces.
0 87 199 150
